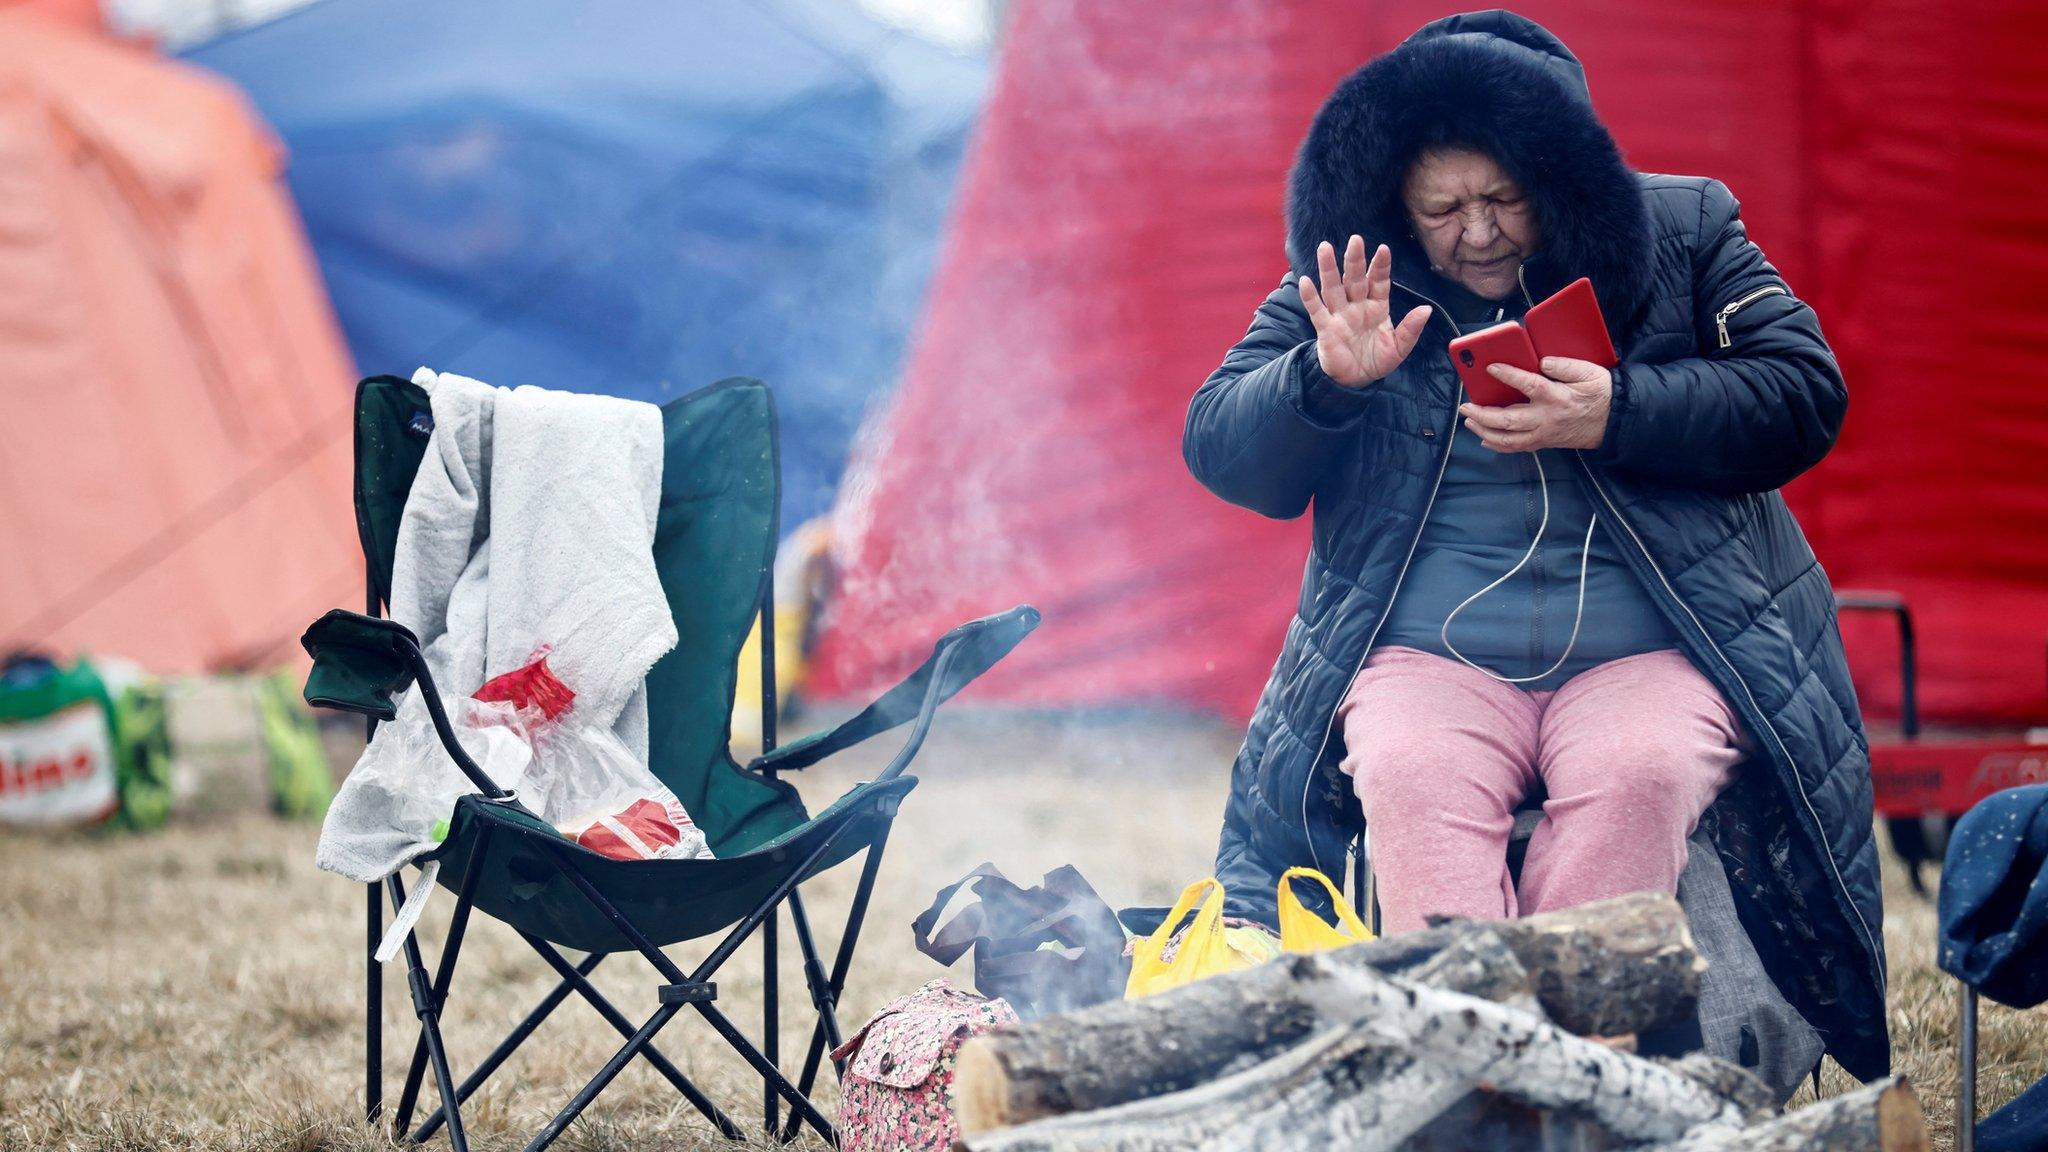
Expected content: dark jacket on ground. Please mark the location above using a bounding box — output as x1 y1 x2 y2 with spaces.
1185 11 1887 1078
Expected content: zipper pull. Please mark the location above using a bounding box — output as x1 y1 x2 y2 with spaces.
1714 286 1788 349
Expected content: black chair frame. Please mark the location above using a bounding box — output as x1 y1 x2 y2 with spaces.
351 569 964 1151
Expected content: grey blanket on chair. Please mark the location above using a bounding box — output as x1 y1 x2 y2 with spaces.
316 368 676 883
1677 828 1825 1103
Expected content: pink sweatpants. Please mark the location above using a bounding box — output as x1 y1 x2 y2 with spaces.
1339 645 1750 934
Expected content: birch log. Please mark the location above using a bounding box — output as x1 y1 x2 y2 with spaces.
955 892 1698 1134
961 1023 1475 1152
962 957 1747 1152
952 928 1526 1136
1644 1078 1929 1151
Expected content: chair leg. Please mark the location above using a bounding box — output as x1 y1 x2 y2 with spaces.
524 1004 685 1152
762 551 783 1136
395 831 494 1135
1350 832 1368 921
367 882 383 1125
787 891 844 1053
784 829 888 1139
1352 829 1381 936
776 894 846 1145
519 935 742 1141
409 953 604 1144
386 873 470 1152
764 903 780 1133
363 585 385 1128
1959 982 1978 1152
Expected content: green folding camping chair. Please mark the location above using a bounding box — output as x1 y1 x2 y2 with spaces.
301 374 1037 1151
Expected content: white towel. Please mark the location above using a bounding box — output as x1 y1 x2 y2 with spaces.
317 368 677 883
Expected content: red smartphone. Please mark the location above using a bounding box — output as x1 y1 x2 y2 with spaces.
1523 276 1617 368
1448 321 1540 406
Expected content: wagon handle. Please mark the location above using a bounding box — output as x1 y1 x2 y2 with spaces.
1834 591 1918 738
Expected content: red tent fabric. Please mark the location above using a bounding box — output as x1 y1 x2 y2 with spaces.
813 0 2048 728
0 9 359 671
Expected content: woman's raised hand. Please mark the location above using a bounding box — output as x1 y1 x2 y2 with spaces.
1298 236 1434 388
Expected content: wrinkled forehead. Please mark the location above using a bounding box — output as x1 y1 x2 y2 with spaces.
1402 146 1521 208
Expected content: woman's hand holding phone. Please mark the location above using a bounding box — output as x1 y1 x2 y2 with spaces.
1460 356 1613 452
1298 235 1434 387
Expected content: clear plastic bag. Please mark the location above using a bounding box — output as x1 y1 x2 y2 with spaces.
474 697 711 860
316 692 535 883
318 689 715 889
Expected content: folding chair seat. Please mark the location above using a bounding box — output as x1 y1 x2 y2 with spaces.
305 373 1036 1151
427 781 915 955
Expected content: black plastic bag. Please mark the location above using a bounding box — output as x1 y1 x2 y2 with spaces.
912 863 1129 1019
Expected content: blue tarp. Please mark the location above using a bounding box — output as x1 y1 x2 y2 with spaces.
186 0 984 531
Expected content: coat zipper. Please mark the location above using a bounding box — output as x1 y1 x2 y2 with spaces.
1300 280 1464 874
1715 286 1787 349
1570 454 1885 993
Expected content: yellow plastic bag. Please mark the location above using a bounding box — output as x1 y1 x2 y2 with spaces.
1278 867 1376 953
1125 878 1282 999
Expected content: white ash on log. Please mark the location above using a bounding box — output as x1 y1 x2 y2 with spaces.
954 892 1699 1135
960 1019 1473 1152
953 927 1528 1137
1397 1059 1778 1152
1292 958 1748 1144
960 954 1749 1152
1643 1077 1929 1152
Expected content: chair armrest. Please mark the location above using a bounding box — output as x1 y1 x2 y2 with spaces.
300 609 514 800
749 605 1039 776
300 610 424 720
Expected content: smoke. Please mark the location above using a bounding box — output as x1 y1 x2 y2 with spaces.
813 0 1344 717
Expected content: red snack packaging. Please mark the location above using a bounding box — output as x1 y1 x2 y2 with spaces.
473 648 577 722
575 798 681 860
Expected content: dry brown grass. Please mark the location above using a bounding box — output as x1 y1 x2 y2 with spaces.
2 712 2041 1150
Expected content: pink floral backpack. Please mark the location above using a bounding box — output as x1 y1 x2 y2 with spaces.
831 978 1018 1151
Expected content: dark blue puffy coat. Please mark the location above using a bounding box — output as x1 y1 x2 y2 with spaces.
1185 11 1887 1079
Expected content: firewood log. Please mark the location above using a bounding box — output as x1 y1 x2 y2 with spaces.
960 955 1746 1152
1459 890 1704 1036
1657 1053 1778 1124
953 927 1525 1137
955 892 1698 1135
960 1020 1473 1152
1403 927 1536 1008
1644 1078 1929 1151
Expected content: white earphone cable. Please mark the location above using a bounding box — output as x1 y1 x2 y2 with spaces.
1440 448 1598 684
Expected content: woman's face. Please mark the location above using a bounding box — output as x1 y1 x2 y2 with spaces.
1402 147 1540 301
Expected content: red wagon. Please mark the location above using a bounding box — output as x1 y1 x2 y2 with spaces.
1837 592 2048 890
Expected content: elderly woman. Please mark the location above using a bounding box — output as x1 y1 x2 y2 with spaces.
1186 12 1886 1083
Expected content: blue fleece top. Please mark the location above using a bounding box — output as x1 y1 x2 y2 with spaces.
1372 284 1677 689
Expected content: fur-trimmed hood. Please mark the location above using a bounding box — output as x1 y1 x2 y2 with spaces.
1286 10 1654 334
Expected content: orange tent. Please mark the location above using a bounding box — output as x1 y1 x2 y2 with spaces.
0 6 358 670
